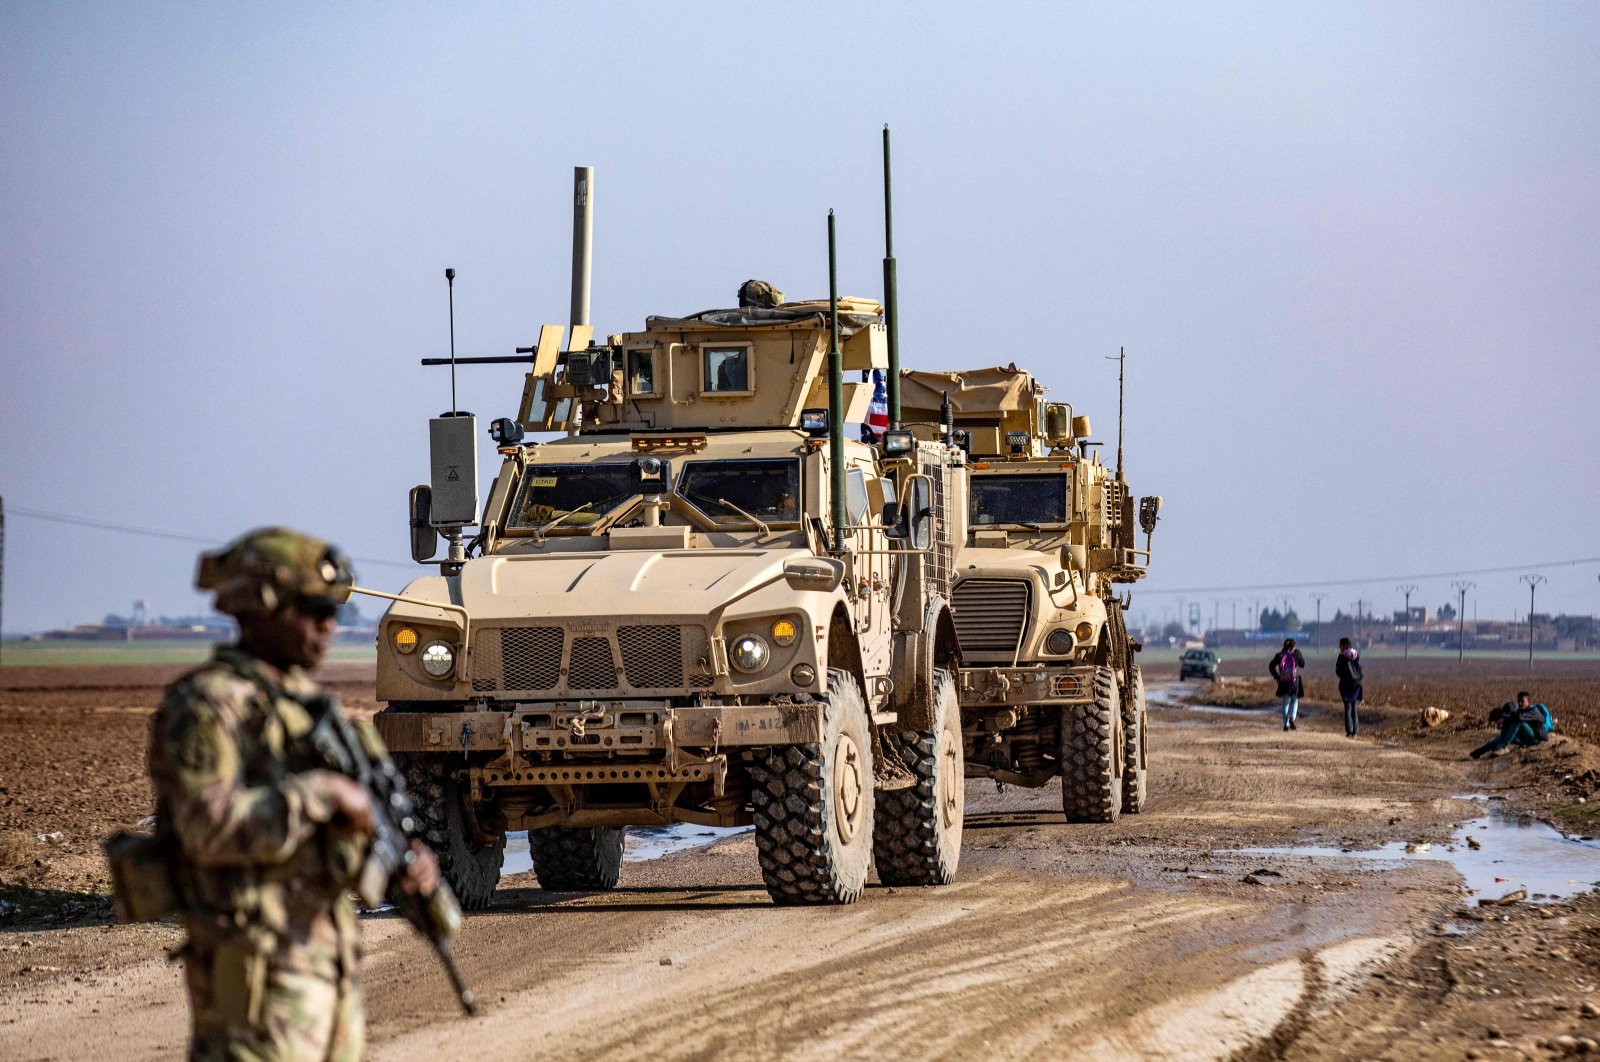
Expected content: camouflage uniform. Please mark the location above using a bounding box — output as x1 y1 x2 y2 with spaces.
148 529 369 1061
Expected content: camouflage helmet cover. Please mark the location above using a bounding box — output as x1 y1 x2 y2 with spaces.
196 527 355 617
737 279 785 309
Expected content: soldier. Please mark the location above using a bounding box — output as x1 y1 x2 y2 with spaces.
148 528 440 1060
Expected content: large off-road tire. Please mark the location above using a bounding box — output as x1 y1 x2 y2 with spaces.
746 669 874 905
397 754 504 909
1121 664 1149 814
873 670 964 887
1060 665 1124 824
528 827 624 891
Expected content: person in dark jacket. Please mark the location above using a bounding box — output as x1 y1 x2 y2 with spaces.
1336 638 1364 737
1268 638 1306 731
1470 691 1552 759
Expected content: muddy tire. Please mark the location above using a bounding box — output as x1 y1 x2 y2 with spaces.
528 827 624 891
397 755 504 909
1121 664 1149 814
873 670 964 887
1060 665 1124 824
746 669 874 905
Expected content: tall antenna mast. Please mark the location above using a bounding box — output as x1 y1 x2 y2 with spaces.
1105 346 1126 478
445 267 458 414
882 125 901 427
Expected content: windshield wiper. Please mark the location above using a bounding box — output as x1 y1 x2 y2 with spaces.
715 497 771 537
534 501 595 543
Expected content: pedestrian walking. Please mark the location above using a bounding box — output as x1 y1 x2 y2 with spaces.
1336 637 1363 737
144 528 442 1059
1269 638 1306 730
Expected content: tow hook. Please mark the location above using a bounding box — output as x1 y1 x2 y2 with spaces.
570 702 605 738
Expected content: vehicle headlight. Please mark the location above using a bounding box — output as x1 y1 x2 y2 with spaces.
393 626 419 654
730 634 770 674
1074 621 1095 643
1045 628 1074 655
771 619 798 647
420 641 456 678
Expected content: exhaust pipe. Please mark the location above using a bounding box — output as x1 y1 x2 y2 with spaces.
570 166 593 331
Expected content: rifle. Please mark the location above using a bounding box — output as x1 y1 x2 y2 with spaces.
301 694 478 1016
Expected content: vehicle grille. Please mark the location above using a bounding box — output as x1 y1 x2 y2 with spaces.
568 637 619 690
472 623 714 696
472 626 562 693
952 579 1032 652
618 625 683 689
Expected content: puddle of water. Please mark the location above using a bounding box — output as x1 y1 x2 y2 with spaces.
1236 806 1600 902
501 823 752 877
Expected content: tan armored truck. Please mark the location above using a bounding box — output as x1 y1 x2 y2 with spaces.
900 366 1160 823
364 293 967 907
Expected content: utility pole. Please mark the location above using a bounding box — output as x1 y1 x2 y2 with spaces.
1452 580 1474 665
1521 574 1546 670
1231 601 1238 630
1311 591 1327 631
1397 583 1418 659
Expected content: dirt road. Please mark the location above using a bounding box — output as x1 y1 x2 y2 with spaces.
4 674 1599 1059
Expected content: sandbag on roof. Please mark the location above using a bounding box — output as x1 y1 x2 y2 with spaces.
901 365 1041 415
647 297 881 337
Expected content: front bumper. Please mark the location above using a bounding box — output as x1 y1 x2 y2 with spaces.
375 700 822 759
957 664 1093 707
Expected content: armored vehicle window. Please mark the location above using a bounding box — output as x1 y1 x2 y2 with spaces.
627 349 657 396
845 468 870 525
679 459 799 525
970 474 1068 527
505 464 639 531
703 345 752 394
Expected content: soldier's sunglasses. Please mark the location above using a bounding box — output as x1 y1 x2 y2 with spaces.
295 597 341 623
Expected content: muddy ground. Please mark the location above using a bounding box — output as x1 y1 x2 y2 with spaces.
3 661 1600 1060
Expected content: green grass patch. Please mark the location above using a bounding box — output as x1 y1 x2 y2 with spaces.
1 639 375 667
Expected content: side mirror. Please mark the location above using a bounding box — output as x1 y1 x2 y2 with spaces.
409 485 438 562
881 501 901 534
904 477 933 551
1139 495 1163 535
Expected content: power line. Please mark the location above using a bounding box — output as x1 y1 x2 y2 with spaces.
7 506 417 570
1136 555 1600 596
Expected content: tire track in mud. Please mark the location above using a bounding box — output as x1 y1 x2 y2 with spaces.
377 855 1412 1062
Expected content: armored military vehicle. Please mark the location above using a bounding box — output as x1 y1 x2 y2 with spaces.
365 276 968 907
900 366 1160 823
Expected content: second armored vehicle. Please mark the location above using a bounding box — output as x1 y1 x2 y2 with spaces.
901 366 1160 822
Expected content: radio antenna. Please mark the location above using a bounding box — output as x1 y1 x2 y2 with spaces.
445 267 458 414
1106 346 1125 479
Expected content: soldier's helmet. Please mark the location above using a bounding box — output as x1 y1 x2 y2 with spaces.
737 279 785 309
195 527 355 618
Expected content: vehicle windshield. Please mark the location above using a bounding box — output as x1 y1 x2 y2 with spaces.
970 474 1067 527
505 464 639 531
679 459 800 526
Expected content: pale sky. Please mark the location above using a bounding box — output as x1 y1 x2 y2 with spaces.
3 2 1597 635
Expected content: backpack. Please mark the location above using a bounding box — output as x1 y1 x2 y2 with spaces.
1532 703 1554 734
1275 649 1299 684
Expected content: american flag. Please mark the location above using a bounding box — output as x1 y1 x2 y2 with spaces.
860 369 889 442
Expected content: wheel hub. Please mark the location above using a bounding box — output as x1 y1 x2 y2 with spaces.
834 733 864 844
938 730 960 829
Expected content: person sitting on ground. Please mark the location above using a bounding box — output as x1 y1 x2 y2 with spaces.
1469 691 1554 759
1269 637 1306 731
